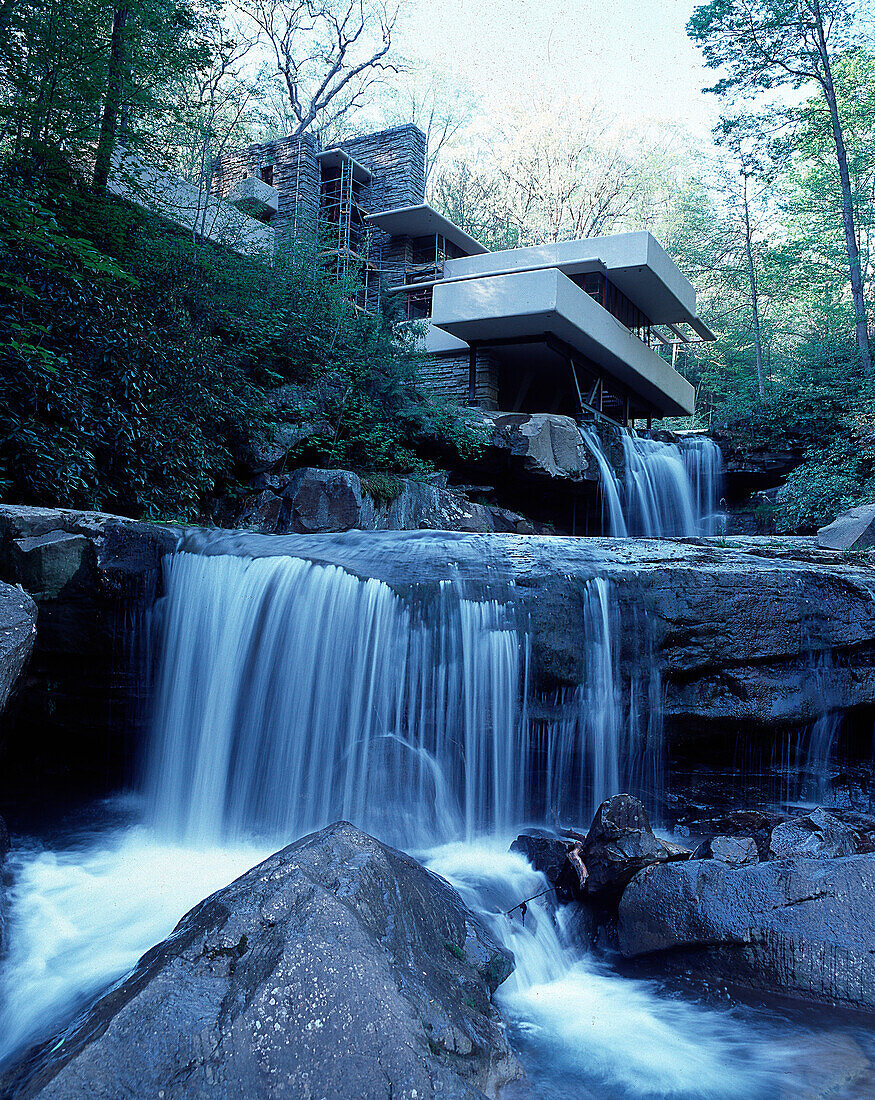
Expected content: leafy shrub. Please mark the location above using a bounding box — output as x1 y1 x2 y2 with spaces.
0 160 484 520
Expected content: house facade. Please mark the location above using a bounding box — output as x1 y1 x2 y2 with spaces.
213 124 712 425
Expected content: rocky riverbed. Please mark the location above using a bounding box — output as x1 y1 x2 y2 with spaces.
1 506 875 1097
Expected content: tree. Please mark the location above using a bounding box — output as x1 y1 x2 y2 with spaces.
0 0 209 182
432 99 677 251
779 49 875 329
233 0 397 139
383 68 474 188
688 0 873 378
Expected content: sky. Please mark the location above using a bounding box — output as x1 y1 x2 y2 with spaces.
393 0 722 145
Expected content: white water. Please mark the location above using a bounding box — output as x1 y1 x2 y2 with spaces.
426 842 794 1099
544 578 663 823
0 539 866 1096
0 822 269 1065
578 425 628 536
579 427 724 537
145 552 526 848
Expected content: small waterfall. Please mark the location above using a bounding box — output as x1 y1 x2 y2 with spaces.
578 425 723 537
682 434 726 536
622 433 697 536
578 425 627 536
145 552 527 848
544 579 662 823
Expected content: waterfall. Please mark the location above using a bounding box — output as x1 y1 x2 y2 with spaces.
145 552 528 848
578 426 723 537
577 425 628 536
544 579 662 822
142 548 663 848
682 434 726 536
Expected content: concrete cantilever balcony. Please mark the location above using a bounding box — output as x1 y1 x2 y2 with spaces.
430 267 696 417
227 176 280 220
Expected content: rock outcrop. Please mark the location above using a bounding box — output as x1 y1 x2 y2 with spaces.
581 794 680 901
0 505 177 796
511 797 690 908
818 502 875 551
618 852 875 1010
3 822 518 1100
0 582 37 715
230 468 534 535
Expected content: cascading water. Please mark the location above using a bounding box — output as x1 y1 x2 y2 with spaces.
1 534 866 1095
544 578 663 823
145 551 527 848
577 425 628 536
578 425 724 537
144 553 659 847
681 433 726 536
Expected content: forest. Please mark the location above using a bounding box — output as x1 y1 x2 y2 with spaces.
1 0 873 532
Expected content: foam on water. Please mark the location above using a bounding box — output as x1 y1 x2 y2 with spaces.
426 842 792 1099
0 827 268 1066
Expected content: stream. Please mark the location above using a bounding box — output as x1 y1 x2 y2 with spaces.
1 434 873 1096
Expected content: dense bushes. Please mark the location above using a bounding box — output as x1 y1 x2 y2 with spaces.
685 334 875 532
0 162 482 521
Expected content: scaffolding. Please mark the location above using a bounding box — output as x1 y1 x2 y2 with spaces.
316 149 377 311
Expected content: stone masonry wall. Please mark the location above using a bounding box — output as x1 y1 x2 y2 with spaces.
338 126 427 307
418 348 500 410
212 134 321 254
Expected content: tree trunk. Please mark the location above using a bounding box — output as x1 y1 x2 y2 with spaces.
92 4 129 193
814 7 872 380
742 175 766 399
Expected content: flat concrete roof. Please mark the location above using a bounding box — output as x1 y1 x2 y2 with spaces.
430 267 695 416
365 205 489 256
443 232 701 328
316 148 372 183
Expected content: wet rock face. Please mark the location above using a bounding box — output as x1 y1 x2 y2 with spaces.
4 822 518 1100
0 582 36 715
768 808 862 860
693 835 759 866
0 506 177 800
582 795 669 900
618 852 875 1010
510 830 577 885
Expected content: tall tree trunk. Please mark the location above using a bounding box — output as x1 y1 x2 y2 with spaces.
92 4 129 192
742 174 766 399
814 5 872 379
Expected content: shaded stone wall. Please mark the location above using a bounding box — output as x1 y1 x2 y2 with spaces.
212 134 321 254
418 348 500 410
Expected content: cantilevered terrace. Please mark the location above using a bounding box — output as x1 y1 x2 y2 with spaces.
365 208 713 424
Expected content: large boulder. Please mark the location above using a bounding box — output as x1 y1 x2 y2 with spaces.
618 853 875 1009
0 582 37 715
3 822 518 1100
767 808 861 860
582 795 682 901
482 412 593 482
281 467 364 533
817 502 875 550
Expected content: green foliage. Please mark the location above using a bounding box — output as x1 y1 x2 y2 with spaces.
0 161 485 520
774 419 875 532
0 168 259 518
358 473 403 506
0 0 211 163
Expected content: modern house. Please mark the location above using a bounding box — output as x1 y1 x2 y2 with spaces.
212 125 713 425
